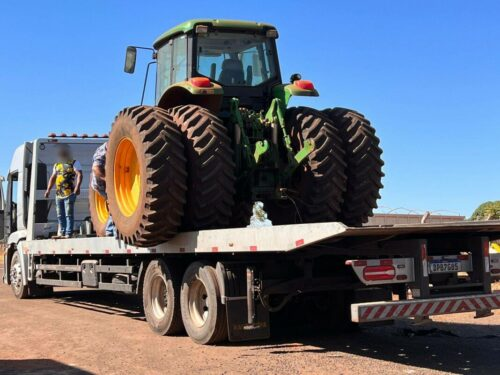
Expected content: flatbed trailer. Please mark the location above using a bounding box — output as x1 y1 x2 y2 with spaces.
4 220 500 344
2 137 499 344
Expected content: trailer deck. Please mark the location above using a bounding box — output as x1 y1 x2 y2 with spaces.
20 220 500 256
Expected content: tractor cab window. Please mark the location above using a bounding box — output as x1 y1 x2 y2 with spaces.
156 35 188 101
196 32 277 86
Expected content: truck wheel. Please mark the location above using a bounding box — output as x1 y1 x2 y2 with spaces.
10 251 29 299
323 108 384 226
89 187 109 237
181 262 227 344
284 107 347 223
168 105 235 230
142 259 184 335
106 106 187 246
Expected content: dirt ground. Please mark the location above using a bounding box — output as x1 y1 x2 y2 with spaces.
0 270 499 375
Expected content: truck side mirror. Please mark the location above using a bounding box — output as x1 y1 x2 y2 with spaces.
124 46 137 74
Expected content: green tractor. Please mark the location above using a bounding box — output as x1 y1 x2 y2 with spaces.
95 19 384 246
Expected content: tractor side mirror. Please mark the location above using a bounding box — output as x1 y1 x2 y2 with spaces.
290 73 302 83
124 46 137 74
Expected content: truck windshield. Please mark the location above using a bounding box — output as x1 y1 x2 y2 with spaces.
196 32 277 87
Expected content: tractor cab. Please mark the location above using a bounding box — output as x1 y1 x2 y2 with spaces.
126 19 283 112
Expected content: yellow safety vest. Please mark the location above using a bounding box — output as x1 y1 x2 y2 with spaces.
54 160 76 198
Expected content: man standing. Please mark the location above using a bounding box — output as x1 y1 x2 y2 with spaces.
91 142 115 236
45 144 83 238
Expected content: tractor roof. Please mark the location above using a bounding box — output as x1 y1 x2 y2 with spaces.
153 19 276 48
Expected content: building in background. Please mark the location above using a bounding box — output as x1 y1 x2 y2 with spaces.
367 213 465 226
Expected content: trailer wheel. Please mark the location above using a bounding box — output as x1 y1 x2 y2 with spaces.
142 259 184 336
89 187 109 237
10 251 29 299
106 106 187 246
181 262 227 345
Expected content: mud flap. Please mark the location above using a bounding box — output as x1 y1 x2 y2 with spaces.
226 297 270 342
216 262 270 342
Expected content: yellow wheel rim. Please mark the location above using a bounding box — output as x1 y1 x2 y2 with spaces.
95 192 109 224
114 138 141 217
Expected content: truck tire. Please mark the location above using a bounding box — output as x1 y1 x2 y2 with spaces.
89 187 109 237
323 108 384 226
106 106 187 246
181 262 227 344
168 105 235 230
283 107 347 223
142 259 184 335
10 251 29 299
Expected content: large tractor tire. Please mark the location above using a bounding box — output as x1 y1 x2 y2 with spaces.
229 201 254 228
106 106 187 246
323 108 384 226
278 107 347 223
89 187 109 237
168 105 235 230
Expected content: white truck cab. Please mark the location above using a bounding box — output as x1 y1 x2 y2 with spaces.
2 136 106 245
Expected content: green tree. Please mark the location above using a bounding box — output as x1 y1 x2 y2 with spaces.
470 201 500 220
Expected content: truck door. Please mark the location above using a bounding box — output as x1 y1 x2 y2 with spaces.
0 176 5 240
5 171 19 236
4 143 33 239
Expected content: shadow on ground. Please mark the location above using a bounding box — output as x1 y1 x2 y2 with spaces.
52 289 145 321
0 359 92 375
46 289 500 374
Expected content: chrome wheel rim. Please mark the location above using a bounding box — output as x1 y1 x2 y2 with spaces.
188 278 209 328
10 259 23 294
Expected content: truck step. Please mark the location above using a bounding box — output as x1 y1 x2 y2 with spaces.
36 278 82 288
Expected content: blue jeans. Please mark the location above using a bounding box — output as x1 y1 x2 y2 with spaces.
56 194 76 236
105 216 116 237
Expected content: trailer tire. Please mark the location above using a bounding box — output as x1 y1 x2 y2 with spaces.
168 105 235 230
181 262 227 345
285 107 347 223
89 187 109 237
323 108 384 226
142 259 184 336
106 106 187 246
10 251 29 299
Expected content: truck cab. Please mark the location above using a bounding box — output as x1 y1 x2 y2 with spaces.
2 136 106 281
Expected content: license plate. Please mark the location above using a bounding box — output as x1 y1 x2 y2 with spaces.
429 260 461 273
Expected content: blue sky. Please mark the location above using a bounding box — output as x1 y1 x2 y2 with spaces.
0 0 499 217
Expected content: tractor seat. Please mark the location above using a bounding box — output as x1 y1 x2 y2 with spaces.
218 59 245 85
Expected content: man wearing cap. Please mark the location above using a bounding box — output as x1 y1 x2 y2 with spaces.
45 144 83 238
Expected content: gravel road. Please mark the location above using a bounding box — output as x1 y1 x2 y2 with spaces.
0 272 498 375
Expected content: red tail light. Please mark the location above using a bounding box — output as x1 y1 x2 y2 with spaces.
363 265 395 281
190 77 212 88
294 79 315 90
